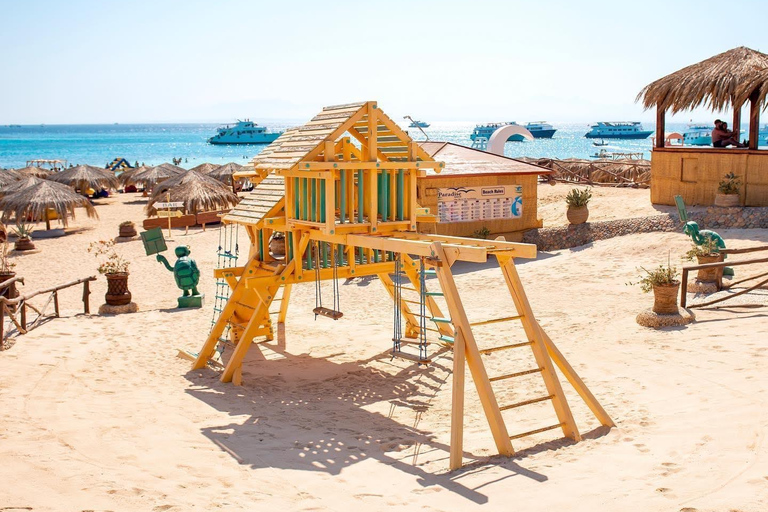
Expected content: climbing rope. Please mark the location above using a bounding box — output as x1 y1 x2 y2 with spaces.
211 222 240 359
418 257 428 362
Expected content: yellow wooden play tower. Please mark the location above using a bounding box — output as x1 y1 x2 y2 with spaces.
191 101 613 469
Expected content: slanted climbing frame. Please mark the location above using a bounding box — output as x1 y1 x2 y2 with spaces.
192 101 614 469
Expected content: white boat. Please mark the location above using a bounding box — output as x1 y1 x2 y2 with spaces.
585 122 653 139
683 124 712 146
208 120 282 145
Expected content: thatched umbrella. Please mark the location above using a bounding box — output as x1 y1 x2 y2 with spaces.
638 46 768 149
119 165 151 188
48 164 119 192
0 179 98 230
146 169 239 216
0 175 45 196
130 163 184 189
0 168 21 187
189 162 218 174
14 166 52 178
206 162 244 185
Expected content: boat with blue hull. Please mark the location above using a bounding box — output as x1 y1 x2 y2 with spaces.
408 120 430 128
471 121 557 142
208 120 282 145
683 124 712 146
585 122 653 139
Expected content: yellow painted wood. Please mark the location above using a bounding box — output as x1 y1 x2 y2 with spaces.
278 284 292 323
450 329 466 470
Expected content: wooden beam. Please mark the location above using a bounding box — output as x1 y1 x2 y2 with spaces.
278 283 292 323
655 105 665 149
344 234 488 263
298 161 444 170
749 90 760 150
392 232 537 259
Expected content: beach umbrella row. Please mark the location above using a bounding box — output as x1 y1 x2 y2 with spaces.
146 169 239 216
48 164 119 191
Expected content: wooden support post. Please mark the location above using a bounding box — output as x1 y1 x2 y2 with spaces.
53 290 59 318
733 105 742 146
0 304 4 341
278 283 292 323
749 91 760 150
20 302 26 332
497 255 581 441
450 329 466 470
655 106 666 149
432 242 513 466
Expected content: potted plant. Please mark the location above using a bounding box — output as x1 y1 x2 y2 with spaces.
269 231 286 259
0 240 18 303
13 222 35 251
631 262 680 314
714 172 741 207
119 220 137 238
684 238 722 282
565 187 592 225
88 240 131 306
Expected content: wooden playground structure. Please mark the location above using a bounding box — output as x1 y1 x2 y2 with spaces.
191 101 614 469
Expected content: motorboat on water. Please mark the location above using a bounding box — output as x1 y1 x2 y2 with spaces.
208 120 282 145
470 121 557 142
683 124 712 146
585 122 653 139
592 139 609 147
408 120 430 128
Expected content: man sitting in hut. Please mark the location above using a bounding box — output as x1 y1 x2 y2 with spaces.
712 119 747 148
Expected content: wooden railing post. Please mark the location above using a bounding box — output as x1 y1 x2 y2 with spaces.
53 290 59 318
680 269 688 308
83 280 91 314
0 303 5 342
20 301 26 332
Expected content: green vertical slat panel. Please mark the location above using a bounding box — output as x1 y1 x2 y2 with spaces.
301 178 308 221
257 230 264 261
357 170 364 223
320 179 326 223
322 242 328 268
294 177 300 218
397 169 404 221
307 242 313 270
381 170 388 222
288 233 294 262
310 179 316 222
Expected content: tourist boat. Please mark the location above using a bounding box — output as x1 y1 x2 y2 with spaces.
683 124 712 146
584 122 653 139
208 120 282 145
471 121 556 142
592 139 609 146
408 120 430 128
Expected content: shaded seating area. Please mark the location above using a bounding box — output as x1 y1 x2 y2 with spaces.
638 46 768 206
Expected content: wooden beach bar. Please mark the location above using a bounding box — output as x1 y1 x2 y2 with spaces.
639 47 768 206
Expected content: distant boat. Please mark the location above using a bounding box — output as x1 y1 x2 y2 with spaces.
409 120 430 128
683 124 712 146
592 139 609 146
471 121 556 142
8 124 21 128
585 122 653 139
208 120 282 145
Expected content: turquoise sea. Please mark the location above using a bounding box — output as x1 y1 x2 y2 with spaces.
0 121 734 170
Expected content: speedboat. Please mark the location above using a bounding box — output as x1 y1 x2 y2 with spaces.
409 120 430 128
208 120 282 145
592 139 609 146
585 122 653 139
683 124 712 146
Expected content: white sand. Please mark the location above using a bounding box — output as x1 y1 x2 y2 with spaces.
1 187 767 511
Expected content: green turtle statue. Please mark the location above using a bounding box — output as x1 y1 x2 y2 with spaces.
683 221 733 276
156 245 205 307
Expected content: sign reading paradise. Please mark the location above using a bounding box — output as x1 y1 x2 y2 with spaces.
437 185 523 222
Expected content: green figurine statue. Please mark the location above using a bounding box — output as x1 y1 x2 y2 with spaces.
683 221 733 276
156 246 204 307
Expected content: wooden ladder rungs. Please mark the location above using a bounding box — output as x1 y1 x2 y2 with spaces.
489 367 543 382
470 315 523 327
499 394 554 411
479 341 533 355
425 291 444 296
438 335 455 344
431 317 452 324
509 422 565 441
401 299 422 305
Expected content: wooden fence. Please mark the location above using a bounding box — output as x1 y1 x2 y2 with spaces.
0 276 96 342
522 158 651 188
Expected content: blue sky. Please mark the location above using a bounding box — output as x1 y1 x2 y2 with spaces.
1 0 766 124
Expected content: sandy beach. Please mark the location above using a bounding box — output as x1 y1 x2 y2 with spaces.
1 184 767 511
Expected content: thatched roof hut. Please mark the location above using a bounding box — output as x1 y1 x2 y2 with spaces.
0 179 98 229
638 46 768 149
146 169 239 216
48 164 119 191
119 165 151 187
129 163 184 189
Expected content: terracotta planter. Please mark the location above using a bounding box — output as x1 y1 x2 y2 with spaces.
652 282 680 314
119 224 137 238
696 253 723 282
566 205 589 225
14 237 36 251
714 193 739 207
105 272 132 306
269 236 286 259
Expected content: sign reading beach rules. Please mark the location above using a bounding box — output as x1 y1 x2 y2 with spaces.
437 185 523 223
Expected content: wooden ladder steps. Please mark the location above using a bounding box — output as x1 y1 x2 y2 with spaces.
489 367 543 382
509 422 565 441
470 315 523 327
499 394 554 411
479 341 533 355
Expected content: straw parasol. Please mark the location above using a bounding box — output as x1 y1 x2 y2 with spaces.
146 169 239 216
119 165 151 188
0 175 45 196
0 168 21 187
130 163 185 189
48 164 119 192
637 46 768 113
189 162 219 174
206 162 244 185
14 166 52 178
735 66 768 108
0 179 98 229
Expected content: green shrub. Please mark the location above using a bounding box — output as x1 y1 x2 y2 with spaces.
565 188 592 207
718 172 741 195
